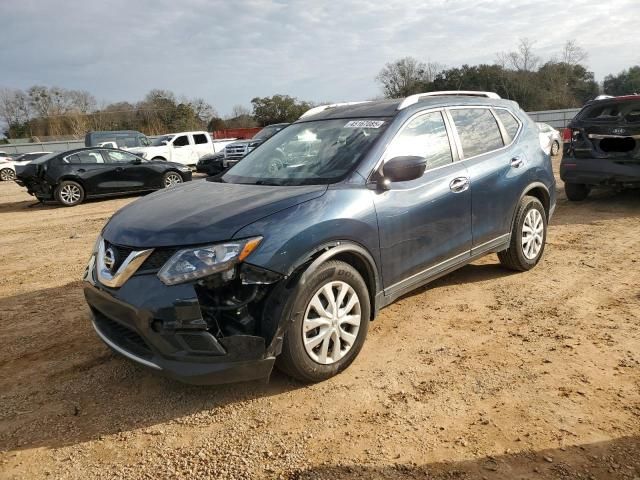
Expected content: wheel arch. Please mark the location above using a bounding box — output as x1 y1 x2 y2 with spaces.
289 241 381 321
519 182 550 219
57 175 86 190
152 156 167 161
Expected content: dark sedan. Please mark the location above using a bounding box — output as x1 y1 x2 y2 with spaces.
15 147 192 206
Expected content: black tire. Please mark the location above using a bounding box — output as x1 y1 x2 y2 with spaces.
55 180 85 207
162 171 183 188
277 260 370 383
0 168 15 181
551 140 560 156
498 195 547 272
564 182 590 201
152 157 166 161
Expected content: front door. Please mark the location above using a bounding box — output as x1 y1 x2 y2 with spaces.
170 134 196 165
103 150 155 191
372 110 472 294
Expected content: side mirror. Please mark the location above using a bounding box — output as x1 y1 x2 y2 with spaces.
381 156 427 185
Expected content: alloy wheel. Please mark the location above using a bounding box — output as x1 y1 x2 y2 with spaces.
302 281 361 365
60 184 81 205
521 208 544 260
0 169 15 181
164 173 182 187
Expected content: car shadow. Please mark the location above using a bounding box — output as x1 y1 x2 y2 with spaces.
0 282 305 452
294 435 640 479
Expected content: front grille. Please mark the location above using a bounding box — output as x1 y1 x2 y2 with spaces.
225 145 247 160
138 248 177 273
93 311 153 359
104 240 133 272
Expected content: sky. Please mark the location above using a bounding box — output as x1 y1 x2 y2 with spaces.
1 0 639 116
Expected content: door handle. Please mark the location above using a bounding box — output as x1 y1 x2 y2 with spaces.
77 168 86 173
510 156 524 168
449 177 470 193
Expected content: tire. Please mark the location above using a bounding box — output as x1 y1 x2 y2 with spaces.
0 168 15 181
163 171 183 188
152 157 166 161
498 195 547 272
277 260 370 383
551 140 560 156
55 180 85 207
564 182 590 201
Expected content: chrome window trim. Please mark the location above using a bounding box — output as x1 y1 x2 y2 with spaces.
92 319 162 370
96 237 153 288
62 149 106 165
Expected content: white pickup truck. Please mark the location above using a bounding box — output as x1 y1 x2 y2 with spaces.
128 131 235 166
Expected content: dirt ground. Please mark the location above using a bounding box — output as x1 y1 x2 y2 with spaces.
0 158 639 480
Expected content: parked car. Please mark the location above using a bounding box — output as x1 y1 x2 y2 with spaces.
195 151 224 174
14 147 192 206
220 123 290 170
128 131 235 166
536 122 562 156
561 95 640 201
84 91 555 385
0 152 53 181
85 130 151 149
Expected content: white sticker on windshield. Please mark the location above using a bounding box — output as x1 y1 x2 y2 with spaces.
344 120 385 129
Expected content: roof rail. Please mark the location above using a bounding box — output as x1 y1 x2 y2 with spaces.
300 101 371 119
397 91 501 110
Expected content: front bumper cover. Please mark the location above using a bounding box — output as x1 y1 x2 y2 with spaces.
83 256 277 385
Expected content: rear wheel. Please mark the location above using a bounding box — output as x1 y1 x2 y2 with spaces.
551 140 560 156
277 260 370 382
564 182 590 201
55 180 85 206
163 171 183 188
498 195 547 271
0 168 15 181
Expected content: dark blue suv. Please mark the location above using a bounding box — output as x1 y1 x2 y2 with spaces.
84 91 556 385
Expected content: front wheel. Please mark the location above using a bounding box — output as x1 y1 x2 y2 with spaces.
564 182 590 201
498 195 547 271
163 171 183 188
0 168 15 181
55 180 85 206
551 140 560 156
277 260 370 382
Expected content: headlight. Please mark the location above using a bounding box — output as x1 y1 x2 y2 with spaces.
157 237 262 285
179 166 191 172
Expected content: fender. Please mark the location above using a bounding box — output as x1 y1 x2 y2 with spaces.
290 240 382 319
510 181 552 230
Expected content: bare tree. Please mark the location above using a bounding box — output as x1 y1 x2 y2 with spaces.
376 57 443 98
561 40 588 66
502 38 540 72
0 88 30 135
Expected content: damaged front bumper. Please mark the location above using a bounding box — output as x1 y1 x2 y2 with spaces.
83 252 286 385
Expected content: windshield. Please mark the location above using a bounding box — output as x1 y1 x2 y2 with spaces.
253 125 285 141
222 118 389 186
151 135 174 146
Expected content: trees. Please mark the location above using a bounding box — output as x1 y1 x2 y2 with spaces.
604 66 640 96
376 57 443 98
251 95 313 125
376 39 601 111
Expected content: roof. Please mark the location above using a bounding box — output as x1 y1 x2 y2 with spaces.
298 95 518 122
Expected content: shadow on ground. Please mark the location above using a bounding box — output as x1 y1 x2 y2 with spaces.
295 436 640 479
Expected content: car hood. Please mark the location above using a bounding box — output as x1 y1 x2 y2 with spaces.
228 139 262 147
102 179 328 248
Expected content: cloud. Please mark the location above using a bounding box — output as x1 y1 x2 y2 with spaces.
0 0 638 115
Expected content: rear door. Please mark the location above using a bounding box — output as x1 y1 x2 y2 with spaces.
373 109 472 294
192 133 211 159
63 150 113 195
447 106 526 250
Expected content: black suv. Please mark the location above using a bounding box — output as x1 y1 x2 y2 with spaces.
561 95 640 200
84 91 555 385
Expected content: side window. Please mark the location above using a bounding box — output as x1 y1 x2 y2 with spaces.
450 108 504 158
495 109 521 142
105 150 139 163
384 111 453 171
193 133 208 145
64 151 104 164
173 135 189 147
